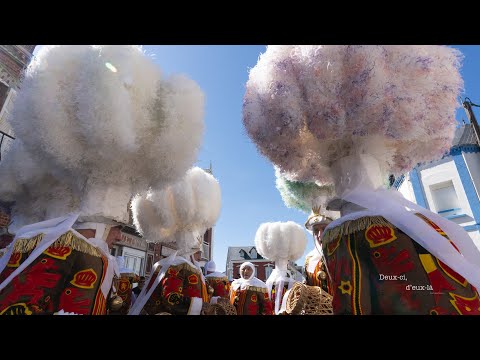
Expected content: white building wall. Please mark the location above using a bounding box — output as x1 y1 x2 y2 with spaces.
397 151 480 252
122 247 146 276
419 159 475 226
398 174 416 203
468 230 480 251
463 151 480 251
463 152 480 200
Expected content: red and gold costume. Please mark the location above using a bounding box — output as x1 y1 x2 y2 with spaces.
266 269 298 315
270 282 290 307
113 271 139 315
205 273 231 301
321 212 480 315
0 230 113 315
303 210 335 297
230 263 273 315
203 261 230 301
115 276 132 314
230 284 273 315
138 259 209 315
304 249 331 294
110 257 139 315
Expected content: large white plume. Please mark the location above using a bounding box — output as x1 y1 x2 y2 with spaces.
254 221 307 262
0 45 205 227
243 45 464 186
131 167 221 250
0 139 80 232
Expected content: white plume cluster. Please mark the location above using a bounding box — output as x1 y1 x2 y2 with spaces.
131 167 221 247
0 45 205 229
254 221 307 262
243 45 463 185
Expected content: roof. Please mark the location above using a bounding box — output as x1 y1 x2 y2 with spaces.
392 124 480 189
121 224 142 237
452 124 478 147
226 246 264 261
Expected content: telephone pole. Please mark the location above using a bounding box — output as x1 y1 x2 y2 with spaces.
462 97 480 146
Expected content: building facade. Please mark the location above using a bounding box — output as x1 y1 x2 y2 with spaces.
110 224 149 277
394 124 480 249
0 45 36 243
114 194 215 277
108 202 160 278
0 45 36 144
226 246 303 282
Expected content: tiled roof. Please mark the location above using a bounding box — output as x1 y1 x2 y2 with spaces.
227 246 264 261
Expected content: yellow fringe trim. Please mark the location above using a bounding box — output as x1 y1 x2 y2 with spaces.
12 231 102 257
244 286 268 294
12 233 44 254
206 275 229 281
323 216 394 244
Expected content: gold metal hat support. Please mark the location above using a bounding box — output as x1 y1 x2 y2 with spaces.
312 205 321 216
304 213 334 230
305 202 334 230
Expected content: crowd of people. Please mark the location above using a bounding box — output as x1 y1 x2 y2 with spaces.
1 44 480 315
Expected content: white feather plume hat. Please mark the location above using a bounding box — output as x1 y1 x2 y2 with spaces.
0 45 205 229
131 167 221 256
254 221 307 265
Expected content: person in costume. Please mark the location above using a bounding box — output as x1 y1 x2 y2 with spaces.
274 168 339 295
132 276 145 303
0 214 119 315
109 256 139 315
204 260 231 301
0 45 205 315
304 208 334 294
321 156 480 315
129 167 229 315
243 45 480 314
230 261 273 315
254 221 306 314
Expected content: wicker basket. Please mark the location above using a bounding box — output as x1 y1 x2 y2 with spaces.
286 282 333 315
211 301 237 315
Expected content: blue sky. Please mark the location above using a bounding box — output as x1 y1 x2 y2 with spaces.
454 46 480 122
33 45 480 272
141 45 310 272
